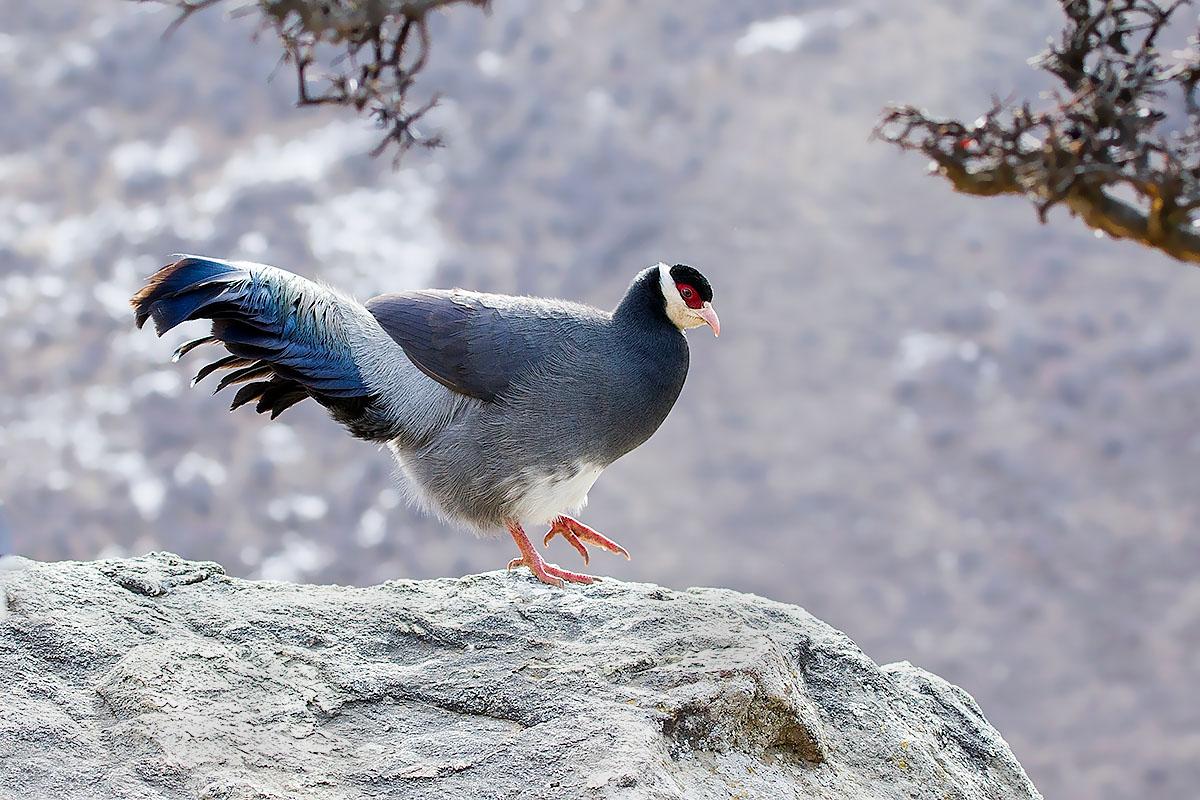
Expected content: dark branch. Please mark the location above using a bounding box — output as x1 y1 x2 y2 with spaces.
876 0 1200 265
137 0 490 162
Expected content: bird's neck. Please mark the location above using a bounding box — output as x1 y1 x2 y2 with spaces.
612 268 673 333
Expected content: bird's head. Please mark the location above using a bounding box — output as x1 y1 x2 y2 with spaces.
657 263 719 337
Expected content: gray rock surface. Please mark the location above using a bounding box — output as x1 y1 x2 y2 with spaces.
0 553 1040 800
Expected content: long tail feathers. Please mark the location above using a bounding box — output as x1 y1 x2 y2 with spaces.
131 255 369 420
132 257 246 334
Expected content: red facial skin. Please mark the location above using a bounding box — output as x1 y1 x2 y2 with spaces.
675 281 720 336
676 282 703 309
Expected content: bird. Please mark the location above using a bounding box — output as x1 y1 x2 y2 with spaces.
131 256 719 586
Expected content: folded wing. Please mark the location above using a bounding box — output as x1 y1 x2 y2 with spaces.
365 290 581 402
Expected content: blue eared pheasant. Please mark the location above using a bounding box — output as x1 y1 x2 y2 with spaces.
131 257 719 586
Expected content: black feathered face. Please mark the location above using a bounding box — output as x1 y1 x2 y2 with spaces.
658 263 719 336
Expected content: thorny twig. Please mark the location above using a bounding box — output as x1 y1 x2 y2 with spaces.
138 0 490 162
875 0 1200 265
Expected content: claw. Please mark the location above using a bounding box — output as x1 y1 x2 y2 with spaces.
543 516 631 565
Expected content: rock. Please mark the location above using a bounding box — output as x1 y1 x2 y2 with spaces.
0 553 1040 800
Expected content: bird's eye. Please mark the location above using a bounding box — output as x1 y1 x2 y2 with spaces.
675 282 703 309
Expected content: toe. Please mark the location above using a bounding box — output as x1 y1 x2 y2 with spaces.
564 532 590 565
537 572 566 588
544 525 591 565
559 518 631 560
544 563 596 585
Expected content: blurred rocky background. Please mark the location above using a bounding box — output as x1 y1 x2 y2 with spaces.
0 1 1197 798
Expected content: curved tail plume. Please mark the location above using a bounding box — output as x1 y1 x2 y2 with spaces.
132 255 370 420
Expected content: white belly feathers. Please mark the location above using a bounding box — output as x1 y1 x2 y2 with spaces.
507 463 604 525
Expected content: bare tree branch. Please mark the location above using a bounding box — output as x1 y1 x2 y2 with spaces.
876 0 1200 265
137 0 490 162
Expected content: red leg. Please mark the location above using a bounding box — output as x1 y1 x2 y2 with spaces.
543 515 631 565
506 520 597 587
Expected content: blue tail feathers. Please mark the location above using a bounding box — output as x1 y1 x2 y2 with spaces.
132 255 246 334
131 256 370 419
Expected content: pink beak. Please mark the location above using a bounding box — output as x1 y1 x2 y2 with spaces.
697 303 720 337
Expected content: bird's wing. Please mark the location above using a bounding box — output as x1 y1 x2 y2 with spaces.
365 290 582 402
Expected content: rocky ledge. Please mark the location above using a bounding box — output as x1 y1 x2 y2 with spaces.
0 553 1040 799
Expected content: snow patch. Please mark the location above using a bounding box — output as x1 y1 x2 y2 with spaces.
131 370 183 398
476 50 505 77
129 476 166 520
895 331 956 374
894 331 983 375
356 508 387 547
258 536 331 582
296 170 445 296
173 452 228 487
267 494 329 523
201 120 377 212
735 10 859 56
258 425 305 465
110 128 199 181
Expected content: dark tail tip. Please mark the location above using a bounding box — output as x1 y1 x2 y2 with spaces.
130 255 244 335
131 260 186 330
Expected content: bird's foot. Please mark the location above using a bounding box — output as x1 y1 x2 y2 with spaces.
505 519 597 588
506 553 596 587
542 515 631 566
